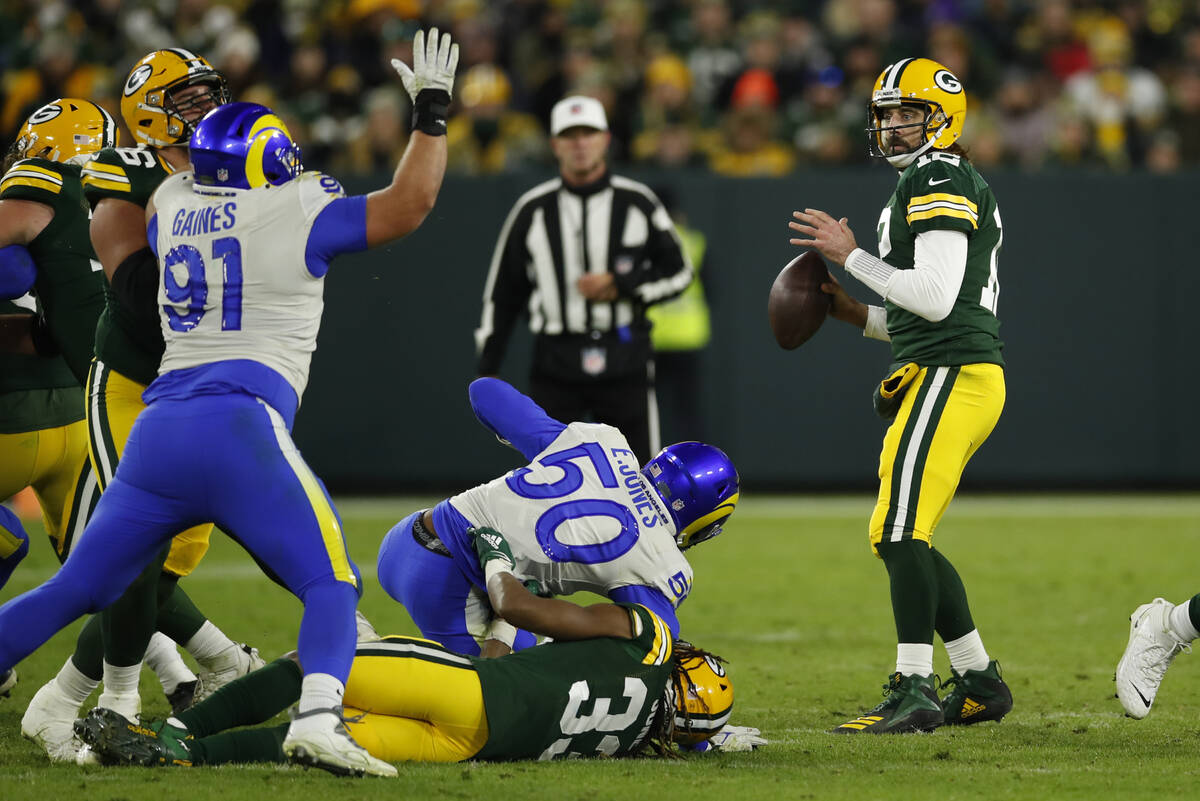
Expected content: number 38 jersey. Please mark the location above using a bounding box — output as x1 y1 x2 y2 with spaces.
148 170 366 402
447 421 693 609
878 151 1004 367
471 603 675 760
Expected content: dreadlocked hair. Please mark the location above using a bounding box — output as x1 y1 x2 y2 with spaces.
637 641 727 758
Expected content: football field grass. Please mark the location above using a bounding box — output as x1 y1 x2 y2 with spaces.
2 493 1199 800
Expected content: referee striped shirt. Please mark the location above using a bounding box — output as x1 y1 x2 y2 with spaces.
474 173 693 377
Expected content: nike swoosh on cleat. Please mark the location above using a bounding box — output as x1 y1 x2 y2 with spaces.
1133 686 1152 708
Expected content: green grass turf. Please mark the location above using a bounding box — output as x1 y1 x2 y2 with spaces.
2 494 1199 800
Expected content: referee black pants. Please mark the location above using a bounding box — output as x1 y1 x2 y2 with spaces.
530 365 659 464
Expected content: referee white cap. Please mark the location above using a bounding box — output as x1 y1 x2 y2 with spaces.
550 96 608 136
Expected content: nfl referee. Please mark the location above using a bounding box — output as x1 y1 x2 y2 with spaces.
474 96 693 461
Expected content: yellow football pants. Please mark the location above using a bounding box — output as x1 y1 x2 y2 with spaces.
869 363 1005 554
0 419 98 559
342 636 489 763
86 359 212 576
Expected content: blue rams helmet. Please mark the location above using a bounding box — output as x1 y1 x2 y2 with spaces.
642 442 739 550
189 102 302 189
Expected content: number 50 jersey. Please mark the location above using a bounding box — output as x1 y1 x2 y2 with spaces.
148 170 367 402
446 420 694 613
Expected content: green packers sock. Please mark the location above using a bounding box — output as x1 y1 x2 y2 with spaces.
102 544 170 666
876 539 937 644
178 657 302 737
155 582 207 644
190 723 288 765
1190 594 1200 634
69 614 105 681
930 547 976 641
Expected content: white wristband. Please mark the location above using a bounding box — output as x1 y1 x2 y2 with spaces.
484 559 514 586
486 619 517 647
864 305 891 342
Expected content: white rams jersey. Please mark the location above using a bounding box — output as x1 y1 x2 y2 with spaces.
449 422 693 607
151 170 346 399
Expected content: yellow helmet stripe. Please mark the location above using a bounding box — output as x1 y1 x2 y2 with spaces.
681 492 740 537
243 114 292 188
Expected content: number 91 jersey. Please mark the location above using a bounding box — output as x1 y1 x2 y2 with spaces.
148 170 358 400
449 422 694 608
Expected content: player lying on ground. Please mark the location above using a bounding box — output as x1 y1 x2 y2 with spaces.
76 526 763 768
377 376 740 655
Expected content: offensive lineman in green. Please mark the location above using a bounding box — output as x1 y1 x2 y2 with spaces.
789 58 1012 733
0 99 113 705
75 527 745 769
19 52 262 763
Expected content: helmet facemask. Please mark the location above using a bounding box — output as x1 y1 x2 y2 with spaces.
867 94 950 169
160 76 232 145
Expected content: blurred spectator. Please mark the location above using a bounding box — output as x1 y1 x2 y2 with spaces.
789 65 858 165
342 86 409 172
2 0 1199 173
1064 16 1167 168
709 70 796 177
446 64 547 174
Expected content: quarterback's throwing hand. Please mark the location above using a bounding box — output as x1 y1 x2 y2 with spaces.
391 27 460 100
789 208 857 267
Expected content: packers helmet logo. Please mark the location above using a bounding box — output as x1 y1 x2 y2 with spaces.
28 103 63 124
124 64 154 96
933 70 962 94
703 656 726 677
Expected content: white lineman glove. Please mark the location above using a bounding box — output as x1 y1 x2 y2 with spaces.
391 27 459 101
693 725 768 753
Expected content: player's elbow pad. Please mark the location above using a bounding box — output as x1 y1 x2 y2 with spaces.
110 247 160 311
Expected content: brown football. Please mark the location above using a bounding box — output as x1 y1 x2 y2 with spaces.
768 250 832 349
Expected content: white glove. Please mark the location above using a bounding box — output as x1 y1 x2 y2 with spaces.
694 725 768 753
391 27 459 100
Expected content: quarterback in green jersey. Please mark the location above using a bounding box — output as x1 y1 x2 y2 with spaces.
789 58 1011 734
74 527 756 773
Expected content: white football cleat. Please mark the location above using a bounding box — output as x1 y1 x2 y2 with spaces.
193 643 266 703
21 679 83 762
1116 598 1192 719
283 707 397 778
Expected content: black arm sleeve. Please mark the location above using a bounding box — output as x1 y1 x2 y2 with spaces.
109 247 160 313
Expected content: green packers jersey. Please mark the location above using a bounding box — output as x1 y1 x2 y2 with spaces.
0 301 83 434
82 146 176 385
472 604 675 760
876 151 1004 367
0 158 105 384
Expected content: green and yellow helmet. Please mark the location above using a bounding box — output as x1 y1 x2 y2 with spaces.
867 58 966 169
13 98 118 164
120 48 229 147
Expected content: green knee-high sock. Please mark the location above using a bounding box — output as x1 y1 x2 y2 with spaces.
876 539 938 644
191 722 289 765
930 547 976 641
102 543 171 666
1188 594 1200 633
69 615 105 680
156 581 207 644
178 657 302 737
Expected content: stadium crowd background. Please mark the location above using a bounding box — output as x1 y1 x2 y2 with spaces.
2 0 1199 177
